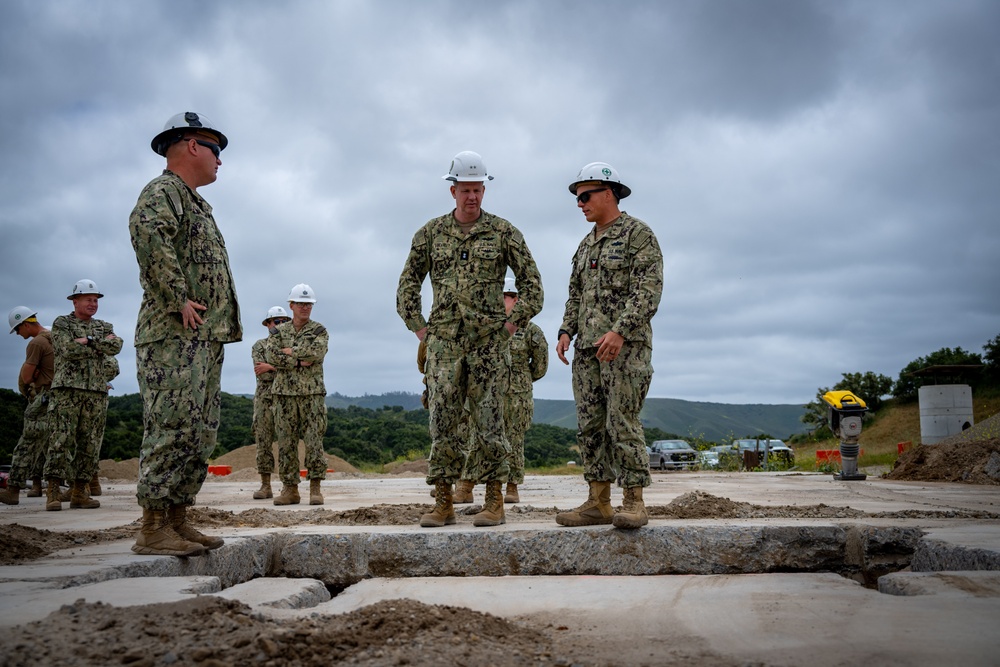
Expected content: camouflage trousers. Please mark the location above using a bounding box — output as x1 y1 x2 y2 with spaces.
252 390 276 474
44 388 107 482
572 341 653 488
9 391 51 486
135 339 224 510
504 390 533 484
273 394 327 486
425 331 511 485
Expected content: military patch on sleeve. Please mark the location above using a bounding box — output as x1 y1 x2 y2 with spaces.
631 228 652 251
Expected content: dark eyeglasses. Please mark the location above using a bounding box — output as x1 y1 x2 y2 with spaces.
193 139 221 158
576 188 608 204
270 318 290 325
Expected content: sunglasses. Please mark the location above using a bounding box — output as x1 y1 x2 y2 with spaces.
576 187 608 204
193 139 222 158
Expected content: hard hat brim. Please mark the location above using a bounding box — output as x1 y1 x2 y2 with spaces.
151 128 229 157
568 181 631 199
443 175 494 182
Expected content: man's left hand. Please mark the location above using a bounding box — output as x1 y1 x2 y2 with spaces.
594 331 624 363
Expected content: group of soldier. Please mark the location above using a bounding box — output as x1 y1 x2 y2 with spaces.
3 109 663 557
2 281 122 511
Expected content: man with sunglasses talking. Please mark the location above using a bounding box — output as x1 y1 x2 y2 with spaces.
128 112 242 557
555 162 663 530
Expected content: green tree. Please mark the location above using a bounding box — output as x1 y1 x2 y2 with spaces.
983 333 1000 386
892 347 983 400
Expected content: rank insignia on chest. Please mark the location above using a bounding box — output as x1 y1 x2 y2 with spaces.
461 250 469 261
590 259 598 269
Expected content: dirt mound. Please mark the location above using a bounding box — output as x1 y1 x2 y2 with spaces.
98 458 139 481
0 523 139 566
212 442 360 475
383 458 428 474
5 596 566 667
888 438 1000 484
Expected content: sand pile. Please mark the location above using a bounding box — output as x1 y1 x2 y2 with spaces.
888 411 1000 484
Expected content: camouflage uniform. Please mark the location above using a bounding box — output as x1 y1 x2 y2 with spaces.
251 336 277 474
266 319 329 486
560 212 663 489
45 314 122 483
504 321 548 484
397 209 542 485
9 330 54 487
129 169 242 511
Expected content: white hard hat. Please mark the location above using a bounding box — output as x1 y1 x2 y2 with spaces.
8 306 37 334
262 305 290 325
151 111 229 157
503 278 518 295
443 151 494 182
568 161 631 199
68 279 103 299
287 283 317 303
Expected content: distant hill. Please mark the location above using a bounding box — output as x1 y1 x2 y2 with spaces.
327 392 808 442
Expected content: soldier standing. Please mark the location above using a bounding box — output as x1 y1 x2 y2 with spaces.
397 150 543 528
0 307 55 505
250 306 289 500
267 284 329 507
555 162 663 530
129 111 242 557
500 277 548 504
44 280 122 511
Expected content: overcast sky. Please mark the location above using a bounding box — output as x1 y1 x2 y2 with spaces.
1 0 998 406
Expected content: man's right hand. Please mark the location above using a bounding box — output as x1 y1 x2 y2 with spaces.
556 333 572 365
182 300 207 330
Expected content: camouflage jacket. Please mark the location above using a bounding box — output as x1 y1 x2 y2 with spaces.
50 313 123 393
396 210 543 342
252 336 277 398
509 321 548 393
560 213 663 348
266 319 328 396
129 170 242 346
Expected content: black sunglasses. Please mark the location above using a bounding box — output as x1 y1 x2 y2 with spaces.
576 187 608 204
193 139 222 158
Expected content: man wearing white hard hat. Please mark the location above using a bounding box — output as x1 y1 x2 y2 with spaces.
397 151 543 529
128 111 242 557
556 162 663 530
249 306 290 500
266 284 329 507
44 280 122 512
0 307 54 506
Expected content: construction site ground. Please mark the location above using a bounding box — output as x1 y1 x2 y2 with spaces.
2 463 1000 667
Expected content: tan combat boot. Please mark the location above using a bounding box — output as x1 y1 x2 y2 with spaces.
504 482 519 504
473 480 505 527
273 483 300 506
0 483 20 505
612 486 649 529
453 479 475 504
169 504 223 550
420 480 456 527
89 474 102 497
132 508 206 557
45 478 63 511
309 479 324 505
253 473 273 499
26 478 43 498
70 479 100 509
555 480 614 526
59 484 72 502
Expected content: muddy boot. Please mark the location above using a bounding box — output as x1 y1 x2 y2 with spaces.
309 479 324 505
169 504 223 550
504 482 520 504
273 483 300 506
613 486 649 529
70 480 100 509
45 478 62 511
0 483 20 505
420 480 456 527
89 474 102 497
253 473 273 500
556 480 613 526
132 508 206 557
473 480 506 527
26 478 43 498
453 479 475 504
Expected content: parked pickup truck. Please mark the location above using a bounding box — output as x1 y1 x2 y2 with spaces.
647 440 699 470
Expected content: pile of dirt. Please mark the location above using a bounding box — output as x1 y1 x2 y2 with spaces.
98 458 139 481
383 458 428 475
0 523 139 566
212 442 360 476
5 596 574 667
887 438 1000 484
